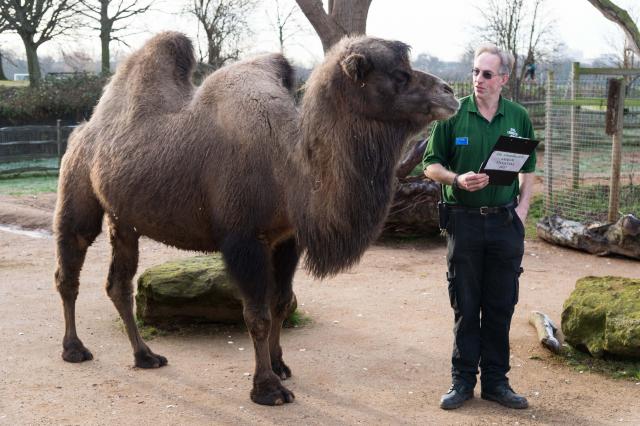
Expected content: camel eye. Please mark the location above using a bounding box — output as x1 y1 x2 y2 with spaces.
392 70 410 86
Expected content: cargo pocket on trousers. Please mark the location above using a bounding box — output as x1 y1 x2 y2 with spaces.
513 265 524 305
446 267 457 309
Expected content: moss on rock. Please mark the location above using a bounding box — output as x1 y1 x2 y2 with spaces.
136 255 244 326
561 276 640 359
136 254 297 327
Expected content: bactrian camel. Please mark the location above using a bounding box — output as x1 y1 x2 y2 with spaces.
53 32 459 405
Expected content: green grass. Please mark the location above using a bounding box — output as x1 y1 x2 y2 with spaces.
551 184 640 222
135 318 166 340
555 345 640 381
0 158 60 173
283 309 312 328
0 173 58 196
0 80 28 87
121 309 312 341
525 194 544 239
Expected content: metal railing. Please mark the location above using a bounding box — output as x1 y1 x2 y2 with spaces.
0 120 76 176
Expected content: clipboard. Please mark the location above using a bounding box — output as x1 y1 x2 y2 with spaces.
478 135 539 186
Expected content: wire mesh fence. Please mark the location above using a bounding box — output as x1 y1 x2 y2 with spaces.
544 68 640 223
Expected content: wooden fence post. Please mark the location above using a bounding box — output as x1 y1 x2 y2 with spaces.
544 71 554 215
56 119 62 168
570 62 580 190
607 78 625 223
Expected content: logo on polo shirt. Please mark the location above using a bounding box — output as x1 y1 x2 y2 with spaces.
507 128 519 137
455 137 469 145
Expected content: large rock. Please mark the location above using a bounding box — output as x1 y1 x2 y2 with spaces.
136 255 296 326
561 276 640 359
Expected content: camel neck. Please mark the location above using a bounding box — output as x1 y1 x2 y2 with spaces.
288 102 408 278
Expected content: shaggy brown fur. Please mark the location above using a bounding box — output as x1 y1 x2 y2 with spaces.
53 32 458 405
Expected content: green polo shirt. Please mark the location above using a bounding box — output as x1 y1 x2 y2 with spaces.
423 95 536 207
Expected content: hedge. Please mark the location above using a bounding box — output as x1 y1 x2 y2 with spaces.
0 74 106 126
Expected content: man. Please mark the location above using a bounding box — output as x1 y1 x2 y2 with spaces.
423 44 535 410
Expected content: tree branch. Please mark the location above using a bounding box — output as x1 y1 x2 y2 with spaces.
295 0 342 51
587 0 640 56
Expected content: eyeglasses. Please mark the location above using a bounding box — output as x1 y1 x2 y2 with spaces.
472 68 503 80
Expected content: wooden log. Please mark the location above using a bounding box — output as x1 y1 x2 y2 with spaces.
381 176 440 237
537 214 640 259
529 310 562 354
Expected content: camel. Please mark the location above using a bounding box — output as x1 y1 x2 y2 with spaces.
53 31 459 405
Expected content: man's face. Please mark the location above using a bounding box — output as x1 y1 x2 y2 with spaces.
473 52 509 102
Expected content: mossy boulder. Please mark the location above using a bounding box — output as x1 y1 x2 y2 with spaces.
136 255 296 326
561 276 640 359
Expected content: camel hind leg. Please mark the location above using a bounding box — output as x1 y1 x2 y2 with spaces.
105 221 167 368
54 187 104 363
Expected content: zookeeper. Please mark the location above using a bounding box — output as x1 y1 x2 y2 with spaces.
423 43 536 411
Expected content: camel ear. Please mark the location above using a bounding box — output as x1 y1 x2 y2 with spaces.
341 53 371 82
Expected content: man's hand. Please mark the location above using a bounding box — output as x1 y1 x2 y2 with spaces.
457 172 489 192
515 204 529 224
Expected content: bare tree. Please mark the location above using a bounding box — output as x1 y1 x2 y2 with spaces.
588 0 640 57
76 0 154 76
474 0 558 100
61 49 94 72
599 6 639 70
187 0 256 70
266 0 306 53
0 0 80 86
295 0 372 52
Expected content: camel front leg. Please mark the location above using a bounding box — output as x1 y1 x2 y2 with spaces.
244 304 294 405
269 237 299 379
222 234 294 405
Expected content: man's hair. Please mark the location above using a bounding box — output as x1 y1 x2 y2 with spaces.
474 44 514 75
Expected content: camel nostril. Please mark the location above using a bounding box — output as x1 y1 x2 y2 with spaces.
443 84 454 95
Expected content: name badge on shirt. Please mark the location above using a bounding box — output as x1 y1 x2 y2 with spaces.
455 137 469 146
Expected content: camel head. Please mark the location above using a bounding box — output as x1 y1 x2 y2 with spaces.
294 36 459 279
319 36 459 129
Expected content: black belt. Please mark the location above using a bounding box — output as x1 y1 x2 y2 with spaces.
447 201 515 215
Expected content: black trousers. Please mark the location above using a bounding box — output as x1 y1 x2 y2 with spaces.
445 205 525 390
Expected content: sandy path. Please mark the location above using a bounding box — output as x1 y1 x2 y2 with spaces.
1 195 639 425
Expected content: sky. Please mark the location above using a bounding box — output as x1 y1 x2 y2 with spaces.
0 0 638 70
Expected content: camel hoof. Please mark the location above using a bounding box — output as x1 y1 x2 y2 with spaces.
271 360 292 380
134 350 168 368
62 345 94 363
250 381 295 406
62 338 93 363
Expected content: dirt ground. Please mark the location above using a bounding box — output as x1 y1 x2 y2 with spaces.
1 193 639 425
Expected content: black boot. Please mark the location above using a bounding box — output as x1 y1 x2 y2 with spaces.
481 384 528 409
439 384 474 410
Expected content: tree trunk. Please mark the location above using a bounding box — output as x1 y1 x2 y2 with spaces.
22 37 41 87
587 0 640 56
100 0 112 76
0 51 7 80
295 0 372 52
100 30 110 76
